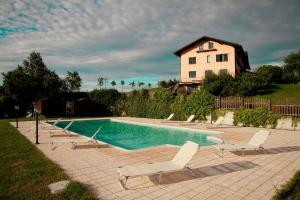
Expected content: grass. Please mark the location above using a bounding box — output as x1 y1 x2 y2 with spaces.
273 170 300 200
253 84 300 104
0 119 96 200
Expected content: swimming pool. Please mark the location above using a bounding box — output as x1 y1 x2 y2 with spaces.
51 119 220 150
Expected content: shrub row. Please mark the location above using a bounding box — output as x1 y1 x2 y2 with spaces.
233 107 279 128
122 89 214 121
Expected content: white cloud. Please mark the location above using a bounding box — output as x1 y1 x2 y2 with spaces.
0 0 299 89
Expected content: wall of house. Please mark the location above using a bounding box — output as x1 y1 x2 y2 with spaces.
180 40 236 82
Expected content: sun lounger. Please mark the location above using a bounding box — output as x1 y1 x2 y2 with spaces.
214 130 270 157
71 127 103 149
51 127 103 150
26 118 62 132
40 121 76 137
179 115 195 125
117 141 199 189
161 113 175 122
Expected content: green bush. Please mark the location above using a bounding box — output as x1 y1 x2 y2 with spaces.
236 72 266 96
273 170 300 200
62 181 96 200
125 90 150 117
233 107 278 128
147 89 175 119
89 89 122 115
170 95 186 120
184 90 214 121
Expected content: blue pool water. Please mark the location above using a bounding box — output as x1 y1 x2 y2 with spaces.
51 119 218 150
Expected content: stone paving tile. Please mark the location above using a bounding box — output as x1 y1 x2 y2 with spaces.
14 117 300 200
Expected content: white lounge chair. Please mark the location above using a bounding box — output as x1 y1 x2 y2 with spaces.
26 118 62 132
161 113 175 122
180 115 195 125
166 113 174 121
51 127 103 150
40 121 76 137
117 141 199 189
214 130 270 157
71 127 103 149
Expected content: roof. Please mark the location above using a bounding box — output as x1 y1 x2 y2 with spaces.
174 36 242 56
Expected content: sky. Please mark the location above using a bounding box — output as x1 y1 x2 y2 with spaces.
0 0 299 91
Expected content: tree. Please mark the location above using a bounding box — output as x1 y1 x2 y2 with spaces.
104 78 108 88
65 71 82 92
148 83 151 89
97 77 105 88
158 80 168 88
111 80 116 88
1 51 63 103
283 50 300 83
184 90 214 120
256 65 283 84
236 72 265 96
120 80 125 92
129 81 135 89
138 82 144 88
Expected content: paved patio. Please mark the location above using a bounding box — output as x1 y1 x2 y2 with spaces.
14 117 300 200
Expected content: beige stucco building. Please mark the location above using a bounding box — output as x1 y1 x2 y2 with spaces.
174 36 250 84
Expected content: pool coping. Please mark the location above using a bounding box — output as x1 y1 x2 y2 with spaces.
47 117 224 152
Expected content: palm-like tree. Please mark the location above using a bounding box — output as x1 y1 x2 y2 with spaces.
148 83 151 89
138 82 144 88
120 80 125 92
111 80 116 89
104 77 108 89
65 71 82 92
97 77 104 89
129 81 135 89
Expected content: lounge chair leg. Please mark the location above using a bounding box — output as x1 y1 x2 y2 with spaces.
158 173 162 184
119 176 128 190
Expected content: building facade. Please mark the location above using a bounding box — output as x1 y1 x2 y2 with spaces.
174 36 250 84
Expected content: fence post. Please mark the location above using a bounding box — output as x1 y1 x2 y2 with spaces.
269 99 272 111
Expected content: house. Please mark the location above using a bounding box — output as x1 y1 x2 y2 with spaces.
174 36 250 87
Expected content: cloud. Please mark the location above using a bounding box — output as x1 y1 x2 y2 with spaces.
0 0 299 90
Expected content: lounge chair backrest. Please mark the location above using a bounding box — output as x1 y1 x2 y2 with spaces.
167 113 175 120
172 141 199 168
214 116 224 125
248 130 270 147
53 118 62 126
64 121 74 130
186 115 195 122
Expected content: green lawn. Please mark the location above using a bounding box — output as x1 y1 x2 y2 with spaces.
273 170 300 200
0 119 96 200
253 84 300 104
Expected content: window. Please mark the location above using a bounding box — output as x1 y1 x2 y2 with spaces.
207 55 211 63
189 57 196 64
205 70 213 76
199 42 204 50
208 42 214 49
219 69 228 74
189 71 196 78
216 54 228 62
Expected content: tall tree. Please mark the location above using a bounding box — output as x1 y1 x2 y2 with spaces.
97 77 104 89
138 82 144 88
120 80 125 92
1 51 62 101
111 80 116 89
129 81 135 89
148 83 151 89
283 50 300 83
65 71 82 92
104 77 108 89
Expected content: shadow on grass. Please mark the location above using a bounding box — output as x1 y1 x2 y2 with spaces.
148 161 258 185
254 84 280 96
232 146 300 156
